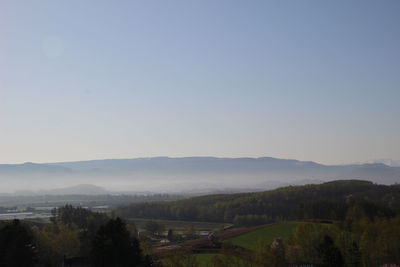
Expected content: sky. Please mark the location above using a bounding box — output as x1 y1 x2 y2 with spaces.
0 0 399 165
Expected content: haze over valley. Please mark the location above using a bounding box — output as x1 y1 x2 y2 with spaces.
1 156 399 194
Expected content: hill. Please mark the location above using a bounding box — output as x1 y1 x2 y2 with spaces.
115 180 400 223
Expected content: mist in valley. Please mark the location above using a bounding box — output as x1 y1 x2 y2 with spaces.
1 157 399 196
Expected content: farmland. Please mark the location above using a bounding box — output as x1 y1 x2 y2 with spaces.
227 222 299 250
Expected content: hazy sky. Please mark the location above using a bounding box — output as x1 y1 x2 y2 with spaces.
1 0 399 165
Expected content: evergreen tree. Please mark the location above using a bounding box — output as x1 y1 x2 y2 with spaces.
167 229 174 241
316 235 344 267
0 219 37 267
91 217 143 267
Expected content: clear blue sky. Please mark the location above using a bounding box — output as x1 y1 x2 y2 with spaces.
1 0 399 164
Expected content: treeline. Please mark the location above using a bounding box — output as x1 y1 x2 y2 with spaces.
0 193 182 208
285 217 400 267
0 205 150 267
115 180 400 224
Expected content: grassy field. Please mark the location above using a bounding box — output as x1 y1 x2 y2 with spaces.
194 253 251 267
195 254 218 267
227 222 299 250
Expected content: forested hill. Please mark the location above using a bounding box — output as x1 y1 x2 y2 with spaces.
115 180 400 224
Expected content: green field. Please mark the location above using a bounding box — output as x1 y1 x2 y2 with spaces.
195 254 218 267
227 222 299 250
194 253 250 267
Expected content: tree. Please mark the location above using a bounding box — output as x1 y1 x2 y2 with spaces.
54 205 109 230
91 217 143 267
255 240 285 267
35 222 81 266
0 219 37 267
167 229 174 241
359 217 400 266
292 222 337 264
316 235 344 267
335 231 361 267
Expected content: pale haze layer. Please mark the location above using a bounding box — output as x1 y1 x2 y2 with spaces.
1 0 399 165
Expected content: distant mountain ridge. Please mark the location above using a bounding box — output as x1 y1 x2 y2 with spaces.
0 157 399 193
354 159 400 167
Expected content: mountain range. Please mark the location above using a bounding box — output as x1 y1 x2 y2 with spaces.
0 157 399 194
